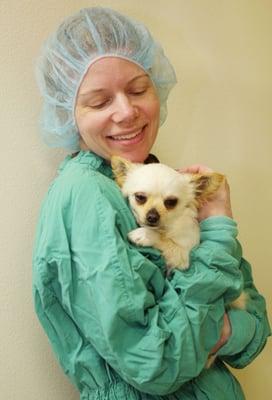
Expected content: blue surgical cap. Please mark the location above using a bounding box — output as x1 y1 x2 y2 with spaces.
36 7 177 151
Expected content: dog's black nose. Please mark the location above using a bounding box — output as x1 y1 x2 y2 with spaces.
146 208 160 226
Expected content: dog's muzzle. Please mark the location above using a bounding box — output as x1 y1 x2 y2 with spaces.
146 208 160 227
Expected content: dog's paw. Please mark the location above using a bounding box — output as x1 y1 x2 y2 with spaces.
128 228 159 247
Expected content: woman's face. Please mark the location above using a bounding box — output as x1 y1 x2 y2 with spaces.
75 57 160 163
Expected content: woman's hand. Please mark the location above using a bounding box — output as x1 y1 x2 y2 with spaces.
209 313 232 355
178 164 233 222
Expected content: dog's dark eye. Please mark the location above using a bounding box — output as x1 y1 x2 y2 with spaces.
164 197 178 209
134 193 147 205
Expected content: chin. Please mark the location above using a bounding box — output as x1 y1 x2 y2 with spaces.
118 147 152 163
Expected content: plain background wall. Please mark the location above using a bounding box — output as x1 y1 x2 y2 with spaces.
0 0 271 398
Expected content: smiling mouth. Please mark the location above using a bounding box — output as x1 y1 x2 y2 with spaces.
107 125 146 141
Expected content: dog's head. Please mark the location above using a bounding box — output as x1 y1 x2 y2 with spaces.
111 156 224 230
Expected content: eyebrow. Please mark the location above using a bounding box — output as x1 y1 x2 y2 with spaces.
78 73 149 97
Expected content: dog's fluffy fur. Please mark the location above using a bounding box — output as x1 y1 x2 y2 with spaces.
112 156 247 309
112 156 225 270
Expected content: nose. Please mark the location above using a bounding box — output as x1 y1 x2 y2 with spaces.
111 94 138 124
146 208 160 226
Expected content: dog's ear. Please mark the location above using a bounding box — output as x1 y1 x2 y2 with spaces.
111 156 134 187
192 172 225 205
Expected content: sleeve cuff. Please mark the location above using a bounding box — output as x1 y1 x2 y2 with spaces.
217 309 256 356
199 216 237 231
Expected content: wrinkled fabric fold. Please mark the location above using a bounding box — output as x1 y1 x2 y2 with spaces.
33 151 271 399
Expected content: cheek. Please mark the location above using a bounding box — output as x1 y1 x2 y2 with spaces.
149 98 160 122
140 92 160 121
129 200 147 221
75 110 90 137
76 109 109 136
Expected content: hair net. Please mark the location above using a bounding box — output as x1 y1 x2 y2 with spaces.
36 7 177 151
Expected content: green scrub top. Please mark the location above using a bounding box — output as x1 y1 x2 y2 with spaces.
33 151 271 399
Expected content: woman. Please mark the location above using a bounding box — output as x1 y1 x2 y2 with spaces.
33 7 270 400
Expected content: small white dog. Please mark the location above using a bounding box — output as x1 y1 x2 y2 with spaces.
111 155 247 311
112 156 247 367
112 155 224 270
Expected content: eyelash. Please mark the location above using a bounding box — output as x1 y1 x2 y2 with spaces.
130 89 147 96
90 102 109 110
88 88 148 109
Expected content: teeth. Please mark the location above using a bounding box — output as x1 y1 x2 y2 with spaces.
110 129 142 140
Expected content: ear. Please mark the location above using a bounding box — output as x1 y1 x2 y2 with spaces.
111 156 134 187
192 172 225 204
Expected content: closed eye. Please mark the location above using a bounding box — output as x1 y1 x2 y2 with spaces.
89 99 111 109
164 197 178 209
130 89 147 96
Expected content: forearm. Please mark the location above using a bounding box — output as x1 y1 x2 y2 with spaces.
219 258 271 367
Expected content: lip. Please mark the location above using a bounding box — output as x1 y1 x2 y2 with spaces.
106 125 147 146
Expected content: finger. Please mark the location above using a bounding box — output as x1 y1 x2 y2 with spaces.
177 164 214 174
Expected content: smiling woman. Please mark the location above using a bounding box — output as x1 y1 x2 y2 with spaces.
35 7 176 151
75 57 160 162
33 6 270 400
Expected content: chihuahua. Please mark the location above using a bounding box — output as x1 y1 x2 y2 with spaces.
111 156 247 368
111 156 247 310
111 156 225 269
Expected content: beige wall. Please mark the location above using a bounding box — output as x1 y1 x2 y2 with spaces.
1 0 271 398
